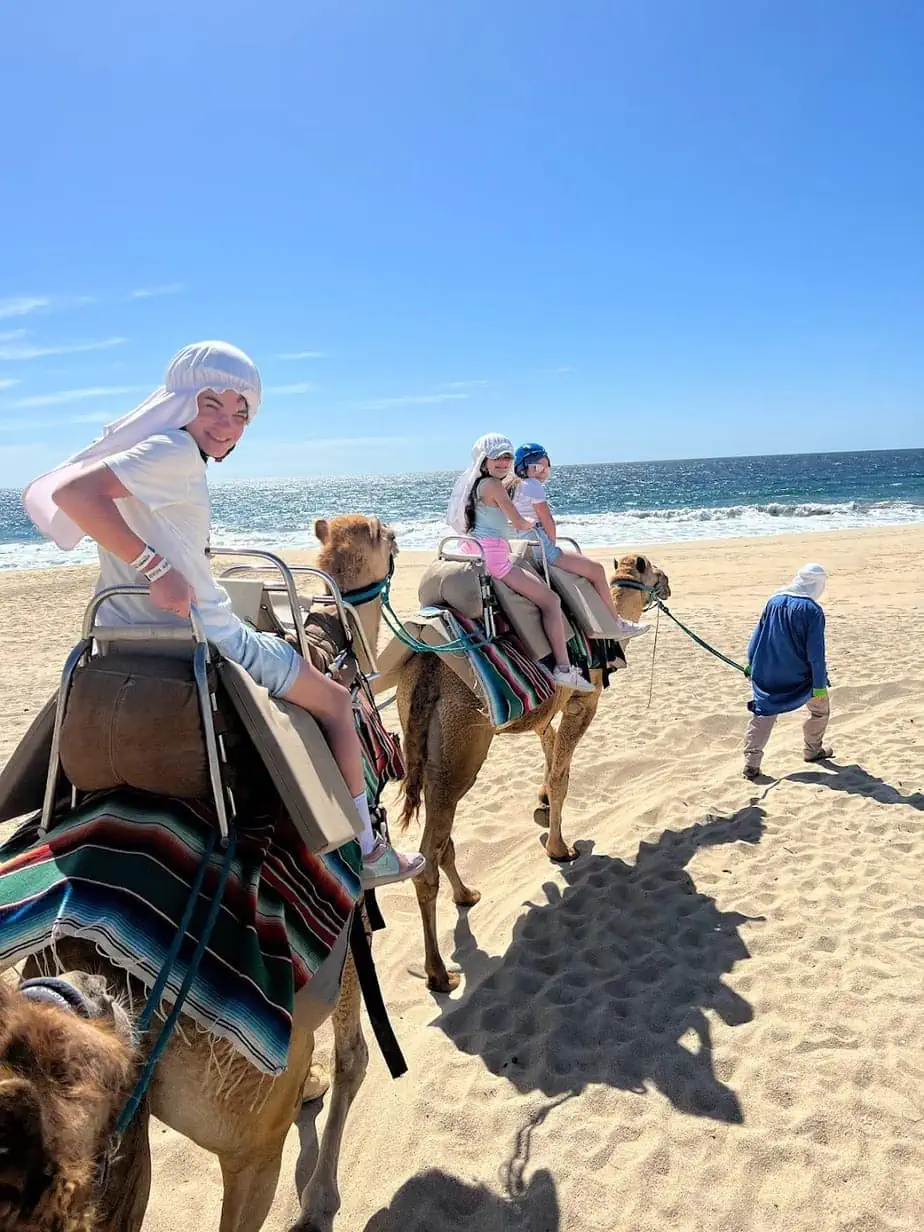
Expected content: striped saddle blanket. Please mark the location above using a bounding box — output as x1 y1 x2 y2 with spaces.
0 790 362 1076
433 612 625 729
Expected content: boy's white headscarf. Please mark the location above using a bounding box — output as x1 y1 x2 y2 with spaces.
775 562 827 601
446 432 514 535
23 340 261 550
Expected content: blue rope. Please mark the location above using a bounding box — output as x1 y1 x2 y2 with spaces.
115 826 237 1136
133 826 218 1036
379 575 491 656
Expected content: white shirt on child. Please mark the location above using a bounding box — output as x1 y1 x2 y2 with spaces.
513 477 547 521
94 429 239 641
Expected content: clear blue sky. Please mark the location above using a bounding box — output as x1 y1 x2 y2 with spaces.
1 1 921 486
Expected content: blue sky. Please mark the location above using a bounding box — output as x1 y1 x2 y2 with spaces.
1 1 922 486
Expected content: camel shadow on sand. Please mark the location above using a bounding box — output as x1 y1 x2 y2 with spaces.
437 807 766 1124
362 1166 559 1231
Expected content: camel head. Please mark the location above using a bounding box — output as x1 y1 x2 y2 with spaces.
610 553 671 621
0 974 134 1230
314 515 397 594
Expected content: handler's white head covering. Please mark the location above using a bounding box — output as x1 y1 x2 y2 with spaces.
446 432 514 535
775 562 827 601
23 340 261 550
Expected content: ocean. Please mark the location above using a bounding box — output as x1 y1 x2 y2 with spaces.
2 448 922 571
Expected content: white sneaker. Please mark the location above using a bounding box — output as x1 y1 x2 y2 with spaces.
612 615 650 640
551 665 596 694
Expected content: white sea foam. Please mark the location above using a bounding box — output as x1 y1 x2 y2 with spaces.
2 499 921 571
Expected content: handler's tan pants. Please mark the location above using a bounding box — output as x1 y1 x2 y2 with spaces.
743 695 830 770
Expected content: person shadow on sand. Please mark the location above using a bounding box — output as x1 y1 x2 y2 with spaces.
439 808 766 1124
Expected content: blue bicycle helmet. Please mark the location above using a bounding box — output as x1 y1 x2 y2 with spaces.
514 442 549 479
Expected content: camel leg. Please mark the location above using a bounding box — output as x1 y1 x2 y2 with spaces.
218 1138 287 1232
546 690 600 862
534 717 558 825
294 956 367 1232
414 807 457 993
96 1102 152 1232
439 835 481 907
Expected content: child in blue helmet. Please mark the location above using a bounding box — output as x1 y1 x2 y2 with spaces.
508 444 649 640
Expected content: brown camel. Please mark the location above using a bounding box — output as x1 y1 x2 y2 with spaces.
0 515 398 1232
0 973 134 1232
396 553 670 993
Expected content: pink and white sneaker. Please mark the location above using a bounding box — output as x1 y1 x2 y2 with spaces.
361 835 426 889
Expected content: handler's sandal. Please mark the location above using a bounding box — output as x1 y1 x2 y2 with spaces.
804 747 833 764
552 665 596 694
613 615 650 639
361 836 426 889
742 765 762 781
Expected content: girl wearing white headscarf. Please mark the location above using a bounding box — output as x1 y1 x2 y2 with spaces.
742 563 832 779
24 341 424 888
447 433 594 694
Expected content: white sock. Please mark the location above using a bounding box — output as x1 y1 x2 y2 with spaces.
353 792 377 857
555 664 571 674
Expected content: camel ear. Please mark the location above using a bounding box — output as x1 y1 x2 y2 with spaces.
635 556 647 575
314 519 330 544
0 1076 55 1217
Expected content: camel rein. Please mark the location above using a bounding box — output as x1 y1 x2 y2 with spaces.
612 579 749 677
341 561 490 656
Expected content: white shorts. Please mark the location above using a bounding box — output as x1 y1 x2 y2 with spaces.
211 623 302 698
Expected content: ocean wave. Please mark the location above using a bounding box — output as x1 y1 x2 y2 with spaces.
2 500 923 571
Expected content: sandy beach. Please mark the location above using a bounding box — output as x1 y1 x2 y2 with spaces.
1 524 922 1231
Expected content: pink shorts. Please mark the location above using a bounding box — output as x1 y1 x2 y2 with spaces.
463 536 513 580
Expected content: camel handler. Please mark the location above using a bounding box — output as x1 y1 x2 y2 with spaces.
23 340 425 889
742 562 833 781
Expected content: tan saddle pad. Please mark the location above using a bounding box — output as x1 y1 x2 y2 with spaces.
418 549 574 662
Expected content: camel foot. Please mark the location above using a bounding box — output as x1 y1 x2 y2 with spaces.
301 1062 330 1103
427 970 461 994
533 805 550 828
547 843 578 864
454 887 481 907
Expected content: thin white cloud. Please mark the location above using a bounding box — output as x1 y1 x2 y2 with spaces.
265 382 317 396
0 296 50 320
0 330 27 343
276 350 328 360
0 336 127 361
0 411 111 433
0 294 95 320
355 392 470 411
441 379 488 390
129 283 185 300
0 378 19 391
8 385 141 409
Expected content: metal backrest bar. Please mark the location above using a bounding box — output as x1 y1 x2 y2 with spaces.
214 552 380 675
41 586 231 845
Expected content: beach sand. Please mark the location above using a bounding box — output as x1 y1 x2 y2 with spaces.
1 525 922 1231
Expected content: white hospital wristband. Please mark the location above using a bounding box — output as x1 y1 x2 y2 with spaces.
130 544 157 572
143 558 173 583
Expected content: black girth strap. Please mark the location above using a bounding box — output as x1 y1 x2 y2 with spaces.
364 887 386 933
349 907 408 1079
